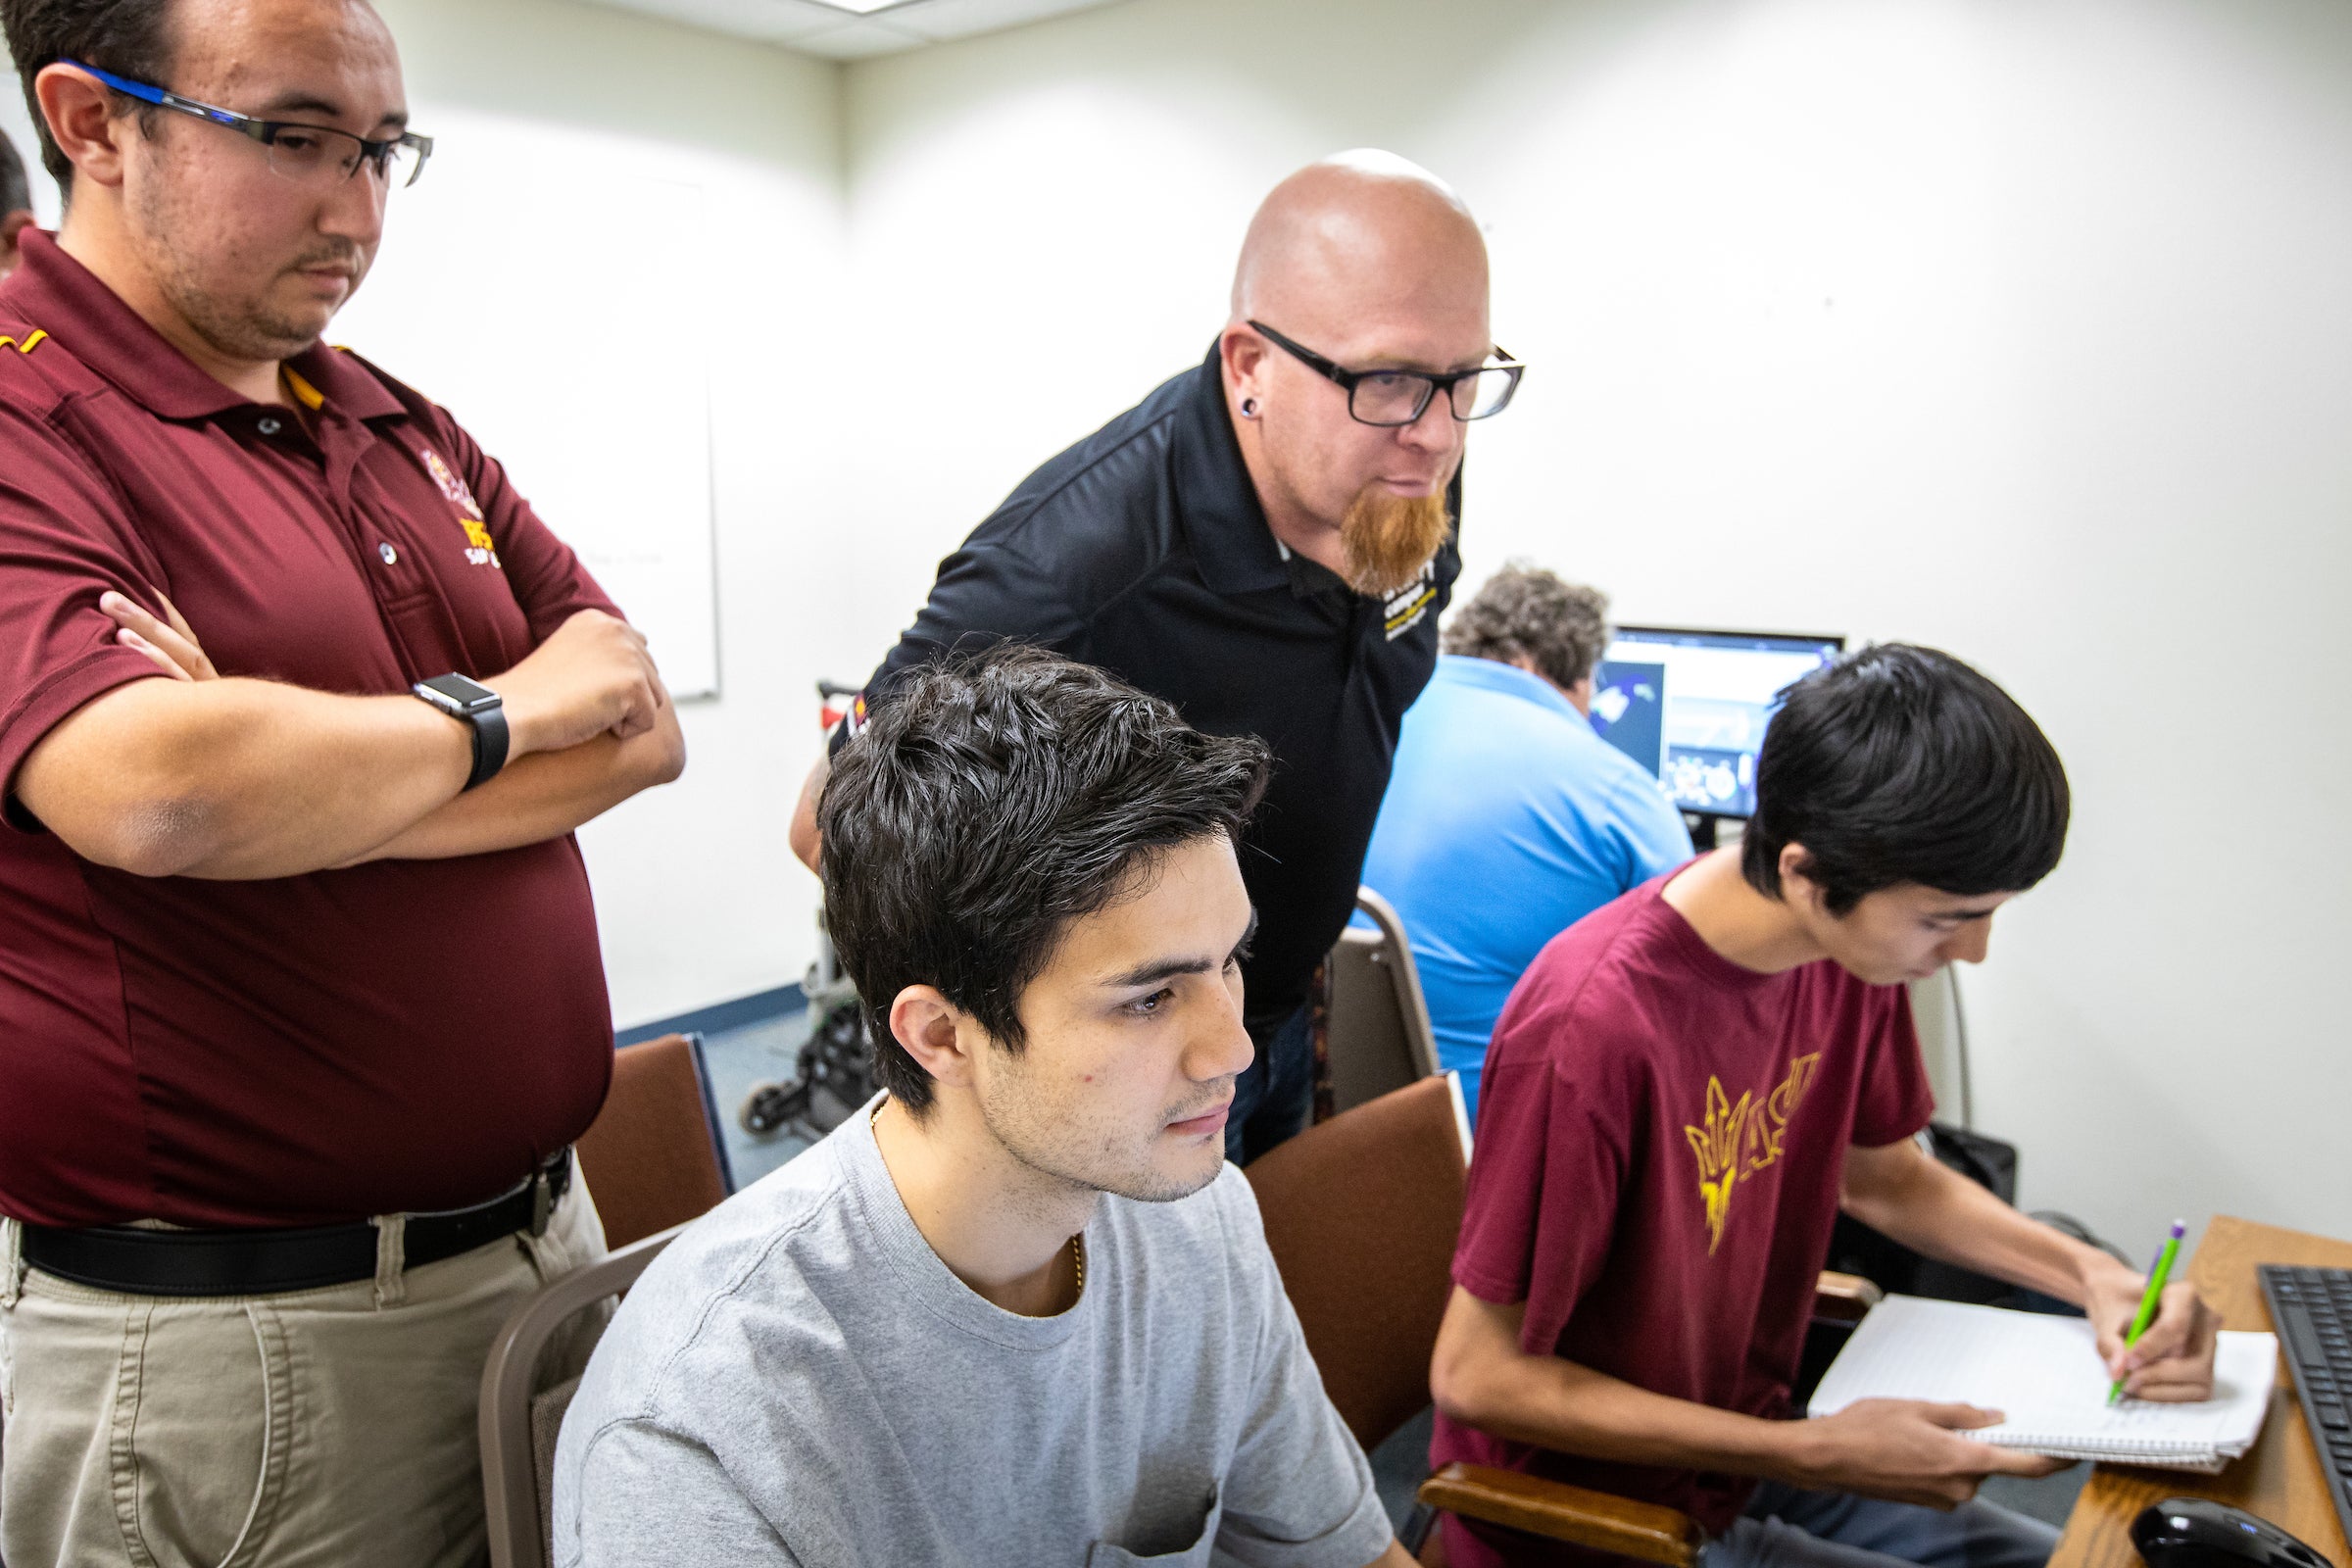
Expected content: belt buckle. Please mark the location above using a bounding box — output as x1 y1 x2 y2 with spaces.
529 1170 552 1238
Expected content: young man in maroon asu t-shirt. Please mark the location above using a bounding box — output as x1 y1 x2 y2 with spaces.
1427 644 2220 1568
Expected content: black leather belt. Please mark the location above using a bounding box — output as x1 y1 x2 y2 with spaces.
21 1148 572 1298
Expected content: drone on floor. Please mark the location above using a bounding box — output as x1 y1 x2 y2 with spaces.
738 916 879 1142
740 680 883 1144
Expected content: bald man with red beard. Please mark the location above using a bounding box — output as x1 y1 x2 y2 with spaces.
790 150 1525 1163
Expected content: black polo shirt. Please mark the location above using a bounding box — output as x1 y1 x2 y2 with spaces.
847 345 1460 1026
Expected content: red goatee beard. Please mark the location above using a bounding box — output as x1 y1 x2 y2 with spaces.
1341 486 1454 598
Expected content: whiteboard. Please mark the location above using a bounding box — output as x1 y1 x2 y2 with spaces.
331 117 719 697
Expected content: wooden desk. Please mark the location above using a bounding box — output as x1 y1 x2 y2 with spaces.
2050 1216 2352 1568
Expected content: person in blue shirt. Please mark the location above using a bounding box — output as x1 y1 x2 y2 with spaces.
1357 564 1691 1119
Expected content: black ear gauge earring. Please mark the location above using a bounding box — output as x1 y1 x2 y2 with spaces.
1240 397 1260 418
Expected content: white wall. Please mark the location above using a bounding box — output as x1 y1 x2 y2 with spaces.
838 0 2352 1250
356 0 851 1027
0 49 61 226
248 0 837 1028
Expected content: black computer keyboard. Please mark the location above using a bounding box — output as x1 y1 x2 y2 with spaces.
2257 1265 2352 1546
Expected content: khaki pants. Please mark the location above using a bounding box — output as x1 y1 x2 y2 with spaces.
0 1179 607 1568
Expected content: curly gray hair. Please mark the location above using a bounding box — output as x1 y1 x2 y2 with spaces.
1442 563 1611 691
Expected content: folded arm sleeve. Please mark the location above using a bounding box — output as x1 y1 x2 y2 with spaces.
1212 1179 1396 1568
562 1420 801 1568
0 399 171 819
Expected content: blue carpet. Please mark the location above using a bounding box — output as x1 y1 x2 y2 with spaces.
697 1004 819 1191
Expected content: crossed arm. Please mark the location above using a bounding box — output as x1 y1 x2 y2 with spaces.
1430 1137 2221 1509
12 592 685 880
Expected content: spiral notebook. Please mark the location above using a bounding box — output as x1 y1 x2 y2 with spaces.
1806 1295 2278 1473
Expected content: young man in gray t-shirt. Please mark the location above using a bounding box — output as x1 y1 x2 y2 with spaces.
554 649 1408 1568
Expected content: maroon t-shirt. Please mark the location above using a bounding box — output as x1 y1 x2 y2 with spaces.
1433 872 1935 1567
0 230 617 1229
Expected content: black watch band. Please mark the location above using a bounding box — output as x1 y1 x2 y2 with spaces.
411 675 510 792
460 705 510 791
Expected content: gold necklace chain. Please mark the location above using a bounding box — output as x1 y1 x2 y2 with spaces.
875 1101 1087 1303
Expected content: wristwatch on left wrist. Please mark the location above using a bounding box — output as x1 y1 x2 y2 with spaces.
411 672 510 791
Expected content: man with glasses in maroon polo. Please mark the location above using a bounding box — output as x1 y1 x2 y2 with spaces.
790 150 1523 1164
0 2 686 1563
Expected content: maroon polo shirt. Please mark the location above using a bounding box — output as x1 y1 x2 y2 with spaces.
0 230 617 1229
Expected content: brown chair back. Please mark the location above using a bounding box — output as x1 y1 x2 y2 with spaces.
480 1226 682 1568
573 1033 730 1250
1327 888 1443 1114
1244 1073 1471 1453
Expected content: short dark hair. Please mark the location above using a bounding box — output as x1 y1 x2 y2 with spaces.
819 647 1270 1115
2 0 179 187
1442 562 1611 691
0 123 29 217
1741 643 2069 912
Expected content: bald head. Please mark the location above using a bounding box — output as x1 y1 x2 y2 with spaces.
1216 152 1498 596
1230 150 1488 342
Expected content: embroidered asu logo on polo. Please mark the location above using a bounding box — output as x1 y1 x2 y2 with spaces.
417 446 501 568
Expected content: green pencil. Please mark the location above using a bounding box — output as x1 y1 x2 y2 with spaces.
2108 1220 2187 1405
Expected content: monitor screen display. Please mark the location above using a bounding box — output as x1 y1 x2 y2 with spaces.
1591 626 1844 819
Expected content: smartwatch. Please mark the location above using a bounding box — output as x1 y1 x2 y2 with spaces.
411 673 510 791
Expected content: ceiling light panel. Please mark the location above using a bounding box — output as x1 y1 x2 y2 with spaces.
572 0 1131 57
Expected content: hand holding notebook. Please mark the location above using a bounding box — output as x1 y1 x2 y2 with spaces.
1808 1296 2278 1474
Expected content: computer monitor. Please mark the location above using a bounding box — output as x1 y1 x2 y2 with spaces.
1591 625 1845 820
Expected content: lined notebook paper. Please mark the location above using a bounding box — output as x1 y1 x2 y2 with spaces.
1807 1295 2278 1473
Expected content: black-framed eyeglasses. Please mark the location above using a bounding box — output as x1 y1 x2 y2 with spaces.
68 59 433 190
1249 318 1523 426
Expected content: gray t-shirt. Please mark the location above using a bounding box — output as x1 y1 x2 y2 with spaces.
552 1102 1393 1568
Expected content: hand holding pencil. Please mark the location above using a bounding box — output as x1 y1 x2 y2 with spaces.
2086 1219 2223 1404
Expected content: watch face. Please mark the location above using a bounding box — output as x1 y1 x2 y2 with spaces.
418 673 499 712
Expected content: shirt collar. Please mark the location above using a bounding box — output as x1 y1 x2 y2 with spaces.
838 1097 1091 1351
1170 342 1291 597
284 338 406 421
3 228 403 424
1440 652 1585 722
1648 875 1785 992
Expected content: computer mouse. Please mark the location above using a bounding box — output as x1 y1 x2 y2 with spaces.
2132 1497 2337 1568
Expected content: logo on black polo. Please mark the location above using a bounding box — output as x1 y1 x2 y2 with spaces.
1383 566 1437 640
